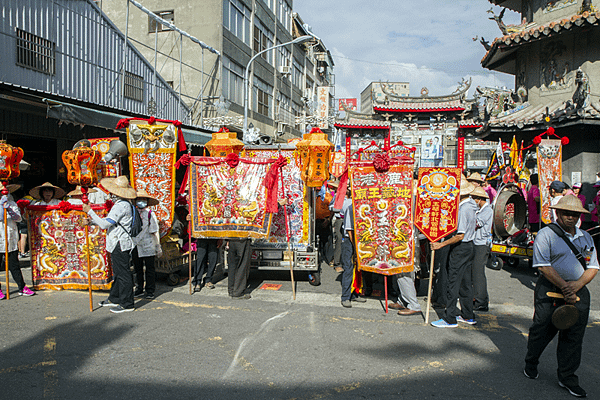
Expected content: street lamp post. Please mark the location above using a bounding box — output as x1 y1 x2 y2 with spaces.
243 35 314 141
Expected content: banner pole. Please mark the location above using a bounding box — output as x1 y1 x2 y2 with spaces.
81 187 93 312
384 275 388 313
425 249 436 325
188 164 192 295
4 206 9 300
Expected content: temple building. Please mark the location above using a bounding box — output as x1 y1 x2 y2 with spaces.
336 79 494 170
478 0 600 188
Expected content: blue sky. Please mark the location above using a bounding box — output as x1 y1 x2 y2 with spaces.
293 0 522 103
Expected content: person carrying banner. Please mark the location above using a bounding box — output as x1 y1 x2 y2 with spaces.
523 195 598 398
30 182 65 206
340 185 366 308
430 177 477 327
82 176 137 313
0 183 35 299
133 189 161 300
471 187 493 312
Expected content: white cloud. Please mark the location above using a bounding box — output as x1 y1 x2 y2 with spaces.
294 0 521 103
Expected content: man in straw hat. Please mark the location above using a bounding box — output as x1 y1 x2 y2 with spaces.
82 176 137 313
466 172 484 187
66 186 97 205
132 189 161 300
430 176 478 328
0 182 35 298
523 195 598 397
471 186 493 312
29 182 65 206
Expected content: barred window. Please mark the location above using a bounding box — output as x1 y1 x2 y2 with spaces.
124 71 144 102
253 78 272 117
15 28 55 75
149 10 174 33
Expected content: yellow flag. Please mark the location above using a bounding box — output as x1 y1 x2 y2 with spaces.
510 136 518 170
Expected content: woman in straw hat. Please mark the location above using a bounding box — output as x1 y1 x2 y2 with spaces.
0 182 35 298
431 176 478 328
524 195 598 397
82 176 137 313
66 186 97 205
470 187 493 312
132 189 161 299
29 182 65 206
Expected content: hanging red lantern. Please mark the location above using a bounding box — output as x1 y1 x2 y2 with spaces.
0 141 24 181
205 127 245 158
62 146 102 187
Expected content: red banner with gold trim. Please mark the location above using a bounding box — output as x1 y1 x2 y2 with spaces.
189 157 274 239
27 205 113 290
127 120 177 237
414 167 461 243
351 159 415 275
537 139 562 225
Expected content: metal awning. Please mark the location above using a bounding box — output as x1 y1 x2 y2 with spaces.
44 99 213 145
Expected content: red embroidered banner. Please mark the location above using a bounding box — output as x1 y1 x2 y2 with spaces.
127 120 177 237
329 151 346 178
537 139 562 224
414 167 461 243
27 205 113 290
351 160 415 275
189 157 274 239
243 148 308 247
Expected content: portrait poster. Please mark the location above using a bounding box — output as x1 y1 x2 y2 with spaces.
243 148 307 248
537 139 562 225
414 167 461 243
189 157 273 239
351 161 415 275
27 205 113 290
420 134 444 167
127 120 177 237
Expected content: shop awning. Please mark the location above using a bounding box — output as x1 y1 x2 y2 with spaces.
44 99 213 145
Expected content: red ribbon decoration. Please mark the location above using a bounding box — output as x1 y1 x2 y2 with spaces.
26 203 107 212
225 153 241 168
373 154 391 173
176 153 192 194
333 170 349 211
16 199 30 213
263 155 288 213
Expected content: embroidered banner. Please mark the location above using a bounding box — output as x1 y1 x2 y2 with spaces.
414 167 461 243
27 205 113 290
127 120 177 237
351 160 415 275
329 151 346 178
189 157 273 239
88 137 120 178
243 148 308 248
537 139 562 224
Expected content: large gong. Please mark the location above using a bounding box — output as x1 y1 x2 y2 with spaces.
493 185 527 239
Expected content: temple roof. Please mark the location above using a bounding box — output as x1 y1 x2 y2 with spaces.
488 0 521 13
334 105 391 130
372 79 475 113
482 11 600 72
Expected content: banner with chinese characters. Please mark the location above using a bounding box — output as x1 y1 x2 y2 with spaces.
189 157 274 239
329 151 346 178
127 120 177 237
317 86 329 129
243 148 308 248
27 204 113 290
537 139 562 224
414 167 461 243
88 137 120 178
351 161 415 275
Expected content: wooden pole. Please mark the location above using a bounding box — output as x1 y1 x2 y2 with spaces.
81 187 93 312
188 164 192 295
384 275 388 314
425 249 436 325
4 206 9 300
281 168 295 300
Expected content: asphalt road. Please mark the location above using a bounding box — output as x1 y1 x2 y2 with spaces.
1 259 600 399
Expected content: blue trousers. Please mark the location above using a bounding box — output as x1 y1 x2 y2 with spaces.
341 238 355 301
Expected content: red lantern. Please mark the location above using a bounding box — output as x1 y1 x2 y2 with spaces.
0 142 24 181
62 146 102 187
205 127 245 157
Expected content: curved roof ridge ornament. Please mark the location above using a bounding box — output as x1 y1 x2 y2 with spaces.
378 77 472 103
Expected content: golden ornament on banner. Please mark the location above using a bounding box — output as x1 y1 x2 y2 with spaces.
205 127 244 157
62 146 102 187
295 127 333 188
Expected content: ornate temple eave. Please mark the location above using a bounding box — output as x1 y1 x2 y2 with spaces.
482 12 600 70
373 105 465 113
488 0 521 13
379 78 472 103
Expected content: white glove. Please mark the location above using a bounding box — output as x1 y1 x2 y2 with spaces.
0 195 8 209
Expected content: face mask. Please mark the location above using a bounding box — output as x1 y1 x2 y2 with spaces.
136 199 148 209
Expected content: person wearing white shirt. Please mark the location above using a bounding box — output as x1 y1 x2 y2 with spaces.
82 176 136 314
29 182 65 206
471 187 493 312
132 190 161 299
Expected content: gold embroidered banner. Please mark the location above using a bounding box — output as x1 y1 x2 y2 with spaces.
414 168 461 243
189 157 273 239
127 120 177 237
27 205 113 290
537 139 562 225
351 160 415 275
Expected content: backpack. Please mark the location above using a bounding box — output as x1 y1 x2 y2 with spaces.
117 201 143 243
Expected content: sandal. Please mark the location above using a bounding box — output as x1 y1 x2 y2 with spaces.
204 282 215 289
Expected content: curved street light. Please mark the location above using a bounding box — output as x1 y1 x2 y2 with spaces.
243 35 314 142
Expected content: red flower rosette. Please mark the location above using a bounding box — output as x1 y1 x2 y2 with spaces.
373 153 391 173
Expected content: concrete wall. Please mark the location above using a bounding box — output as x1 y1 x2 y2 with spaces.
529 0 584 25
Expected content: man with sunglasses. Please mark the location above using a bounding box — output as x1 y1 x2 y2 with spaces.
524 195 598 397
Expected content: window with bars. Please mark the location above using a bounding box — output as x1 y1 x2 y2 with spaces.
15 28 55 75
253 78 272 117
148 10 174 33
253 20 274 63
124 71 144 102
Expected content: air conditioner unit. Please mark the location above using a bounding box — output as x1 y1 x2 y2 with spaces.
278 65 291 75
